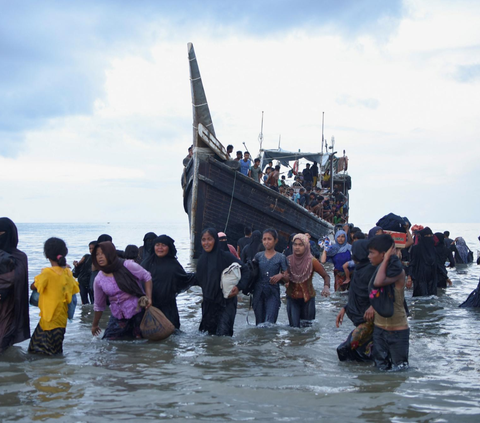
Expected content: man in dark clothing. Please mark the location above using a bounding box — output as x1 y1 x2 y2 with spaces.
444 231 454 249
302 163 313 189
73 241 97 304
237 227 252 257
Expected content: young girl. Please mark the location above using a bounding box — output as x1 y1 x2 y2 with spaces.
252 229 288 325
28 237 79 355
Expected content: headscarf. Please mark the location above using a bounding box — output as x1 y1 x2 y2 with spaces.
217 232 230 252
0 217 30 346
142 232 157 261
368 226 383 240
241 230 263 262
142 235 193 309
287 234 313 283
455 237 469 263
92 241 145 298
327 230 352 257
416 227 436 266
196 228 240 303
0 217 19 253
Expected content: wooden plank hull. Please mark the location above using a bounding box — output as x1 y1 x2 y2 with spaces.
184 155 333 258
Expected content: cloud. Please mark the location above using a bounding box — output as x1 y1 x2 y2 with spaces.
0 1 405 157
453 64 480 83
336 94 380 109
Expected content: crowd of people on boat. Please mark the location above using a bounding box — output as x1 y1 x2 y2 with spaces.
184 146 349 225
232 149 350 224
1 215 479 372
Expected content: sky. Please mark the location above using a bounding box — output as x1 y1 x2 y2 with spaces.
1 0 479 226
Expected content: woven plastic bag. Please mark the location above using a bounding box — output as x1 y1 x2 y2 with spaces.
140 306 175 341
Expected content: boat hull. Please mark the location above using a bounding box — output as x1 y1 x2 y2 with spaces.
184 155 333 258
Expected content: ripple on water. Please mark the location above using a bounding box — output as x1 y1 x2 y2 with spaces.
2 222 480 422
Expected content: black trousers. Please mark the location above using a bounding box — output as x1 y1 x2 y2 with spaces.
286 297 315 327
373 326 410 371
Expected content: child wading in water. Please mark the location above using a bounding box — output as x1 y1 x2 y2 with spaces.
29 237 79 355
252 229 288 325
368 234 409 371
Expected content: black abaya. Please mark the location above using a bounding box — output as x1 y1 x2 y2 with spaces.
195 229 250 336
411 228 438 296
142 235 194 329
0 218 30 352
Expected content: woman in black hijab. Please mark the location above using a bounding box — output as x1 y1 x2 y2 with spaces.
141 235 194 330
241 230 263 262
138 232 157 262
0 217 30 353
194 228 250 336
335 239 376 362
410 227 438 296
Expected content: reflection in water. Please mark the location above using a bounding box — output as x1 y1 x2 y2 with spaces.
1 222 479 421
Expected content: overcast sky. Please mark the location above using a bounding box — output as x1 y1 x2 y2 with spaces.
1 0 479 226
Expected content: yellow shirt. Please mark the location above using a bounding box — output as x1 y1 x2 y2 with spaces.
34 267 80 331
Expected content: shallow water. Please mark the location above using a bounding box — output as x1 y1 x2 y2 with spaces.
1 222 480 422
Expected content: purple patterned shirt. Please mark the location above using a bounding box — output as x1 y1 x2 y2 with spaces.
94 260 151 320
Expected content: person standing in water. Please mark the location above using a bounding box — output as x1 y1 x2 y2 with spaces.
0 217 30 354
368 234 409 371
141 235 194 330
28 237 79 355
336 239 376 362
252 229 288 325
285 234 330 328
73 241 96 305
321 230 352 291
91 241 152 340
193 228 250 336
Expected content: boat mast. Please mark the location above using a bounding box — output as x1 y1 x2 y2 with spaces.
259 111 264 150
321 111 324 155
188 42 216 144
187 42 216 259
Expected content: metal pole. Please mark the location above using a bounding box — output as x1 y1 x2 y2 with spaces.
259 111 264 150
321 112 324 155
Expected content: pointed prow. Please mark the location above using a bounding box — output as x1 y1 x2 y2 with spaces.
188 43 216 144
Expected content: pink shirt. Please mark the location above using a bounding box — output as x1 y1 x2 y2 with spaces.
94 260 151 320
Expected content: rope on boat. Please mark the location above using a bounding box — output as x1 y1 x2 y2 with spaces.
224 170 237 233
272 198 278 212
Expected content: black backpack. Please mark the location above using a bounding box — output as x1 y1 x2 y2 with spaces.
242 259 259 295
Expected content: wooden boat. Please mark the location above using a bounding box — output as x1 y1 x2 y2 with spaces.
183 43 348 258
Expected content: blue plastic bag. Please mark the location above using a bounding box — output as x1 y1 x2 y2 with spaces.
68 293 77 320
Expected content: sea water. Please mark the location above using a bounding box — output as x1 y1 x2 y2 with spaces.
1 222 480 422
